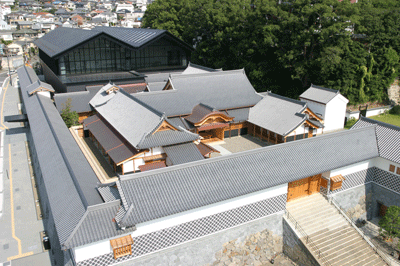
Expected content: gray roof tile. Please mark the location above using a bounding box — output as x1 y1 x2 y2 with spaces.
54 87 100 113
133 69 263 117
299 84 340 104
227 108 250 123
118 126 379 225
248 92 307 136
137 128 199 149
351 116 400 164
181 62 221 75
164 142 204 165
97 186 121 202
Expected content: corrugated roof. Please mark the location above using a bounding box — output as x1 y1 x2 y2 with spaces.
299 84 340 104
248 92 307 136
164 142 204 165
118 126 379 226
133 69 263 117
351 116 400 164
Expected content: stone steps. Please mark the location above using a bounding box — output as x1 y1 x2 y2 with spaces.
286 193 388 266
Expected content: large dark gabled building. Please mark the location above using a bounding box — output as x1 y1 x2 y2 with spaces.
35 27 194 92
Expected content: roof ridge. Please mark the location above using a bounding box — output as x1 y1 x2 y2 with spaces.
120 125 378 182
266 92 307 106
170 69 244 79
310 84 339 94
119 89 164 117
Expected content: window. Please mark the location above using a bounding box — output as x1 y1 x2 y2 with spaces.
389 164 395 173
110 235 133 259
397 167 400 175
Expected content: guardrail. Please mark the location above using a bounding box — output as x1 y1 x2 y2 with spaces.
284 209 332 266
327 196 393 266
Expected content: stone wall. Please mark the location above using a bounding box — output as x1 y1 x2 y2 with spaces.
371 184 400 217
331 183 373 221
388 78 400 105
282 218 319 266
117 212 284 266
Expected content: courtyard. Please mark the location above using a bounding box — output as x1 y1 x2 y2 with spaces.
210 135 272 157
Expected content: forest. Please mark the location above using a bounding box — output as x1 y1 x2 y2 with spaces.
142 0 400 105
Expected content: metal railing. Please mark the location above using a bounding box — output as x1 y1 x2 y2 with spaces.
326 196 393 266
284 209 332 266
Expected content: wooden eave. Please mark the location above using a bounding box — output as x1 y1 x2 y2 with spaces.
195 113 234 127
162 79 173 91
153 120 179 134
304 107 323 122
116 150 148 165
105 86 120 94
304 120 319 129
330 174 345 183
29 87 54 95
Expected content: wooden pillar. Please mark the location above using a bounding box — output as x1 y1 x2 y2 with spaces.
260 128 263 140
275 134 278 144
121 164 124 175
133 159 135 173
267 130 270 143
284 136 286 143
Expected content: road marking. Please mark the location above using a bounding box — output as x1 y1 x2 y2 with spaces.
1 78 10 130
7 144 33 261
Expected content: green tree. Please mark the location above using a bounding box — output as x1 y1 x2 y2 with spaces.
60 98 79 128
379 205 400 241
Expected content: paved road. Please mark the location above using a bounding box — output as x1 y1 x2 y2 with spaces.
0 73 50 264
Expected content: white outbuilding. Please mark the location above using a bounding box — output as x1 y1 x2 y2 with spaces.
299 84 349 132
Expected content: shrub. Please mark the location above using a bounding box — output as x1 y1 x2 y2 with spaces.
389 105 400 115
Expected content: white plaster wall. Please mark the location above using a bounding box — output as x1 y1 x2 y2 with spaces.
287 124 306 137
143 150 152 157
329 159 374 177
37 91 51 98
152 147 164 155
123 160 134 174
134 158 145 171
72 183 287 262
131 183 288 238
373 157 400 175
74 240 112 262
324 96 348 132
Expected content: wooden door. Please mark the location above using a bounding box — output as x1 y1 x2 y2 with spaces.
308 127 313 138
308 174 321 195
287 177 310 202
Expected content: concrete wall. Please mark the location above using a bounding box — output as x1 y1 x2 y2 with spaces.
282 218 319 266
116 212 284 266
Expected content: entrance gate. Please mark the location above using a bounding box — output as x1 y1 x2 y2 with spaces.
287 174 322 202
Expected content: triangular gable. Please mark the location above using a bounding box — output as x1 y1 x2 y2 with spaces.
27 80 55 95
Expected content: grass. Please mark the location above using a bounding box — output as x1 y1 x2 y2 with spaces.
344 113 400 129
368 113 400 127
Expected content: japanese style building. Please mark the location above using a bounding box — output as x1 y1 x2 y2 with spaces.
16 65 400 266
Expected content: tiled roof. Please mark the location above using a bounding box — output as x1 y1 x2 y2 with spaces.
138 161 166 172
227 108 250 123
133 70 263 117
119 83 147 94
181 62 221 75
94 90 164 148
299 84 340 104
83 114 139 164
164 142 204 165
118 126 379 226
17 66 103 249
196 142 219 157
136 128 200 150
248 92 307 136
35 26 192 58
26 80 55 95
54 87 100 113
185 103 229 124
63 201 135 249
351 116 400 164
97 186 120 202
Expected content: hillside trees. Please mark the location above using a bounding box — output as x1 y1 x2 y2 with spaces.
143 0 400 104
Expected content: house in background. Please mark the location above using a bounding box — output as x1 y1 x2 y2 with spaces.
299 84 349 132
